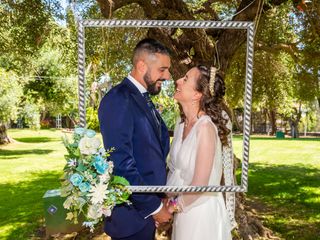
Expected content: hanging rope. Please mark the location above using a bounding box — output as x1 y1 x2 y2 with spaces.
254 0 264 36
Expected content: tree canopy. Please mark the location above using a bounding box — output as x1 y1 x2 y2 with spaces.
0 0 319 135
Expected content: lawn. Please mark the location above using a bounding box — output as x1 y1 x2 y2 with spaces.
233 136 320 239
0 129 319 239
0 129 66 239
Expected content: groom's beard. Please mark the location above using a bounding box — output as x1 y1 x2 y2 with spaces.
143 71 164 95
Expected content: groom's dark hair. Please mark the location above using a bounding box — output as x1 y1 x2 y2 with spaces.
132 38 170 65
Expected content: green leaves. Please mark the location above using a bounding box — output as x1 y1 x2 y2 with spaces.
112 176 130 186
0 69 22 124
76 162 87 172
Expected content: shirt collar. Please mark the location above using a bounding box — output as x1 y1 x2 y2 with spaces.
127 74 147 94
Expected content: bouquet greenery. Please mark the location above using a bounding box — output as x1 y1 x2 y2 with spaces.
61 127 131 231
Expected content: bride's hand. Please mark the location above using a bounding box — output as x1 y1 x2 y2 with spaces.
162 198 170 207
167 204 175 214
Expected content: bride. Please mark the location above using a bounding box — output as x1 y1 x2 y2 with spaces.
166 65 232 240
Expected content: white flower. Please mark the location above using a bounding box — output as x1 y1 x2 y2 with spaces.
99 173 110 183
87 204 103 220
101 207 112 217
67 158 77 167
108 161 114 174
78 136 101 155
63 196 74 209
83 221 94 228
98 148 106 156
87 182 109 205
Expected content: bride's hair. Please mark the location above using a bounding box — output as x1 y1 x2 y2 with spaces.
195 65 231 146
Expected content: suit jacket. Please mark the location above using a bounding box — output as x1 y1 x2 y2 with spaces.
98 77 170 238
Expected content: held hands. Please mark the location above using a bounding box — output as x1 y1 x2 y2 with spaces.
152 200 172 227
153 198 182 228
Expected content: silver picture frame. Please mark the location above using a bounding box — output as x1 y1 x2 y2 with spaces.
77 19 254 193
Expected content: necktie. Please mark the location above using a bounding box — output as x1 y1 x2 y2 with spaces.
142 92 162 136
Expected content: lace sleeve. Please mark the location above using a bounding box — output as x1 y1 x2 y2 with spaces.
177 120 218 212
222 111 237 228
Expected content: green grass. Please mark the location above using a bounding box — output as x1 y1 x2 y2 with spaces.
0 129 66 239
233 135 320 240
0 130 319 239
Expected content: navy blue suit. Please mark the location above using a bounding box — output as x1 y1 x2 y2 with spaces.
98 78 170 239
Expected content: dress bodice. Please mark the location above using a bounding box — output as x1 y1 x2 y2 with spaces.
167 115 222 187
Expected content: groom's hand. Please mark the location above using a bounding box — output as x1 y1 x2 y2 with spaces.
152 205 172 224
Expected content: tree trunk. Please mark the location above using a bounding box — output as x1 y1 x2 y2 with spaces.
41 108 47 121
264 109 268 134
0 124 11 144
232 109 241 132
267 109 277 136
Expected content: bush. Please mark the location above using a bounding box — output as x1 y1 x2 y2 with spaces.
20 103 41 130
86 107 100 131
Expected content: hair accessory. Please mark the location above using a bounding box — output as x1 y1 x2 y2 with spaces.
209 66 217 96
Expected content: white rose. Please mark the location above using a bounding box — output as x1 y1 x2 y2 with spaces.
87 204 103 220
79 136 101 155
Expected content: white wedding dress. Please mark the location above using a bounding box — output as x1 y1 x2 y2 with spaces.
167 115 232 240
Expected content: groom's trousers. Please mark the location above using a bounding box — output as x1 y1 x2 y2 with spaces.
111 219 155 240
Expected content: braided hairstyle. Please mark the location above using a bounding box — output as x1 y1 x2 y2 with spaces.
192 65 231 146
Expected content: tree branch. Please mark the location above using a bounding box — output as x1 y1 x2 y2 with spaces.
255 41 300 62
96 0 151 18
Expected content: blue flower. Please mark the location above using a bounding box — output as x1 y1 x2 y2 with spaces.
93 156 109 174
85 129 96 138
75 128 85 135
94 155 104 162
70 173 83 186
79 182 91 192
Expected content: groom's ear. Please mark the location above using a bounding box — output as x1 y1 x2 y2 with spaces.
136 60 147 75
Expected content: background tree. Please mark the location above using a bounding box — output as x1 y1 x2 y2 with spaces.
0 0 63 72
0 69 23 143
0 0 66 139
87 0 319 136
23 45 78 123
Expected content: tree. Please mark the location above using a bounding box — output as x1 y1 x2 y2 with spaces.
0 69 23 144
0 0 63 73
0 0 76 140
23 47 78 123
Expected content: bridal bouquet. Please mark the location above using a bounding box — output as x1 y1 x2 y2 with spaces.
60 127 131 231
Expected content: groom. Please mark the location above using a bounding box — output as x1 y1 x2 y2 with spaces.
98 38 172 240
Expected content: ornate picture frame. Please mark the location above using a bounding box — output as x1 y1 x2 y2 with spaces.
77 19 254 193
